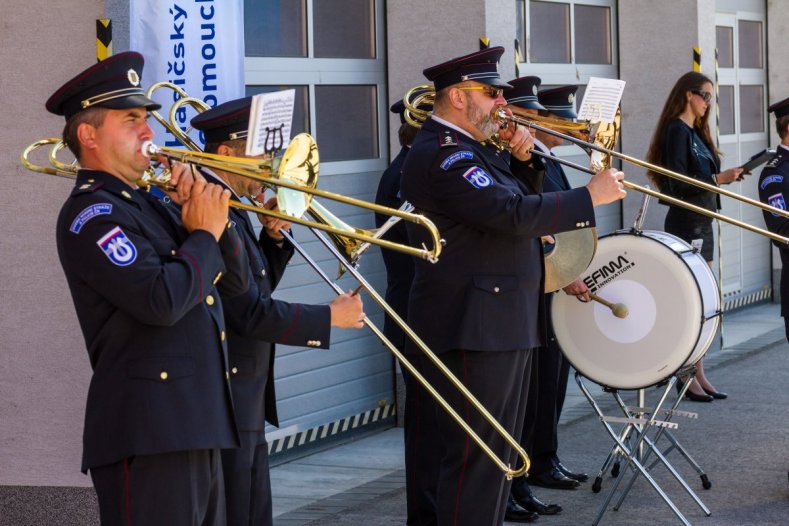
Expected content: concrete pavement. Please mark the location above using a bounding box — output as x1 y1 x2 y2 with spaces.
272 302 789 525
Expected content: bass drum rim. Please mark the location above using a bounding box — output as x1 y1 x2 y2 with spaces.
550 230 718 390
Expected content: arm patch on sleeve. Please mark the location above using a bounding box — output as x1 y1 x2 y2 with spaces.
440 151 474 170
70 203 113 233
97 226 138 266
768 193 787 216
462 166 493 188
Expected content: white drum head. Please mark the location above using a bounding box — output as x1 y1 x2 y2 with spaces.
551 231 708 389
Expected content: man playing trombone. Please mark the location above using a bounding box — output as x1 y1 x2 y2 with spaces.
399 46 627 526
188 97 365 526
48 52 250 525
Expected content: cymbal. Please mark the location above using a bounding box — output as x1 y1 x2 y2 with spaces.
543 227 597 293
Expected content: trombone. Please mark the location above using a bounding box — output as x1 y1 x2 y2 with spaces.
141 107 531 478
403 84 789 246
22 91 531 478
492 106 789 245
149 86 530 478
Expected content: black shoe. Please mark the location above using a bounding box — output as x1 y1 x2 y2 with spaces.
555 461 589 483
702 387 728 400
685 391 714 402
529 467 580 489
513 491 562 515
505 495 539 522
676 378 713 402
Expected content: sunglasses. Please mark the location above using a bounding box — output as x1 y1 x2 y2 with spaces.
457 85 504 99
692 90 713 103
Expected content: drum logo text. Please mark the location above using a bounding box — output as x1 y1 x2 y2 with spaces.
583 254 634 293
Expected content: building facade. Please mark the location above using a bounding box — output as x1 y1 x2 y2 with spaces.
0 0 786 510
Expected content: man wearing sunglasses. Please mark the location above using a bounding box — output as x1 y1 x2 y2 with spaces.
399 46 627 526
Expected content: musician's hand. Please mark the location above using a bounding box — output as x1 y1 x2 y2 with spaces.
541 235 555 246
563 278 591 302
166 161 196 205
499 121 534 162
181 172 231 241
586 168 626 206
256 195 291 241
330 291 365 329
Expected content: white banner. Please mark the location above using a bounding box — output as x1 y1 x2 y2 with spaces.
130 0 245 148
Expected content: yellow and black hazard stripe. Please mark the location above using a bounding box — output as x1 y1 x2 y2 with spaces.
96 19 112 62
693 46 701 72
268 403 396 456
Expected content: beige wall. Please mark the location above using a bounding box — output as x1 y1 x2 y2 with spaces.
386 2 516 158
0 1 104 486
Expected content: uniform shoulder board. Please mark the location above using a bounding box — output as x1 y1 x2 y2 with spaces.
765 150 786 169
438 130 459 148
71 180 104 195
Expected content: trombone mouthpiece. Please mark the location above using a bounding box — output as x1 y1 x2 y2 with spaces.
140 141 158 158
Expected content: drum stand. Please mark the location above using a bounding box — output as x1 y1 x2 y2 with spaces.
577 369 712 526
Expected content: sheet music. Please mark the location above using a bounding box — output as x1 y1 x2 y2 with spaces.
577 77 625 123
246 89 296 156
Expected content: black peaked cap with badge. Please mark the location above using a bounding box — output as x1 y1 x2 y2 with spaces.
46 51 160 120
505 76 546 111
538 85 578 120
423 46 512 91
768 97 789 119
191 96 253 144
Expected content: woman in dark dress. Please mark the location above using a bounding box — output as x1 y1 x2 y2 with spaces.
646 71 744 402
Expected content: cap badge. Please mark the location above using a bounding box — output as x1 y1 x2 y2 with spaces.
532 85 538 95
568 93 574 104
127 69 140 87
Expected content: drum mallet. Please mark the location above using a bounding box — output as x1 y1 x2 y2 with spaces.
590 293 629 319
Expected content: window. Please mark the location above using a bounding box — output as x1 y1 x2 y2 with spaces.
715 26 734 68
522 1 613 65
739 85 764 134
738 20 763 69
244 0 385 165
244 0 307 57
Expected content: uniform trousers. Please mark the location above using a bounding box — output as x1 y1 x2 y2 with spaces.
90 449 225 526
221 431 272 526
522 338 571 474
403 348 533 526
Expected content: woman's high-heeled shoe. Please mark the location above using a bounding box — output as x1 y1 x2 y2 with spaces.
676 378 714 402
702 387 728 400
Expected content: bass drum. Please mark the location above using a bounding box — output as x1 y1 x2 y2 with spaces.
551 230 720 390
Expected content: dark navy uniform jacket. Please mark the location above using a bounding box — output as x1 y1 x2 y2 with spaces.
56 169 249 472
758 146 789 316
202 170 332 431
374 145 415 348
400 117 595 354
